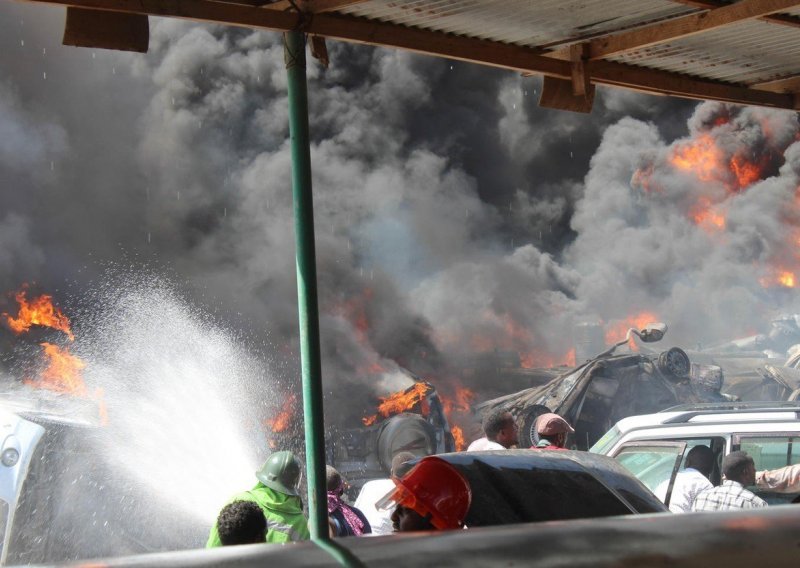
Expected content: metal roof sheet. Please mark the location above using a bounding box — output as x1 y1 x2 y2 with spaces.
339 0 697 48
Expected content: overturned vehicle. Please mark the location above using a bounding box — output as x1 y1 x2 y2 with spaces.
476 324 735 450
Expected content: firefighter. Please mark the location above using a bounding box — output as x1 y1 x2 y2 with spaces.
531 413 574 450
206 451 310 546
377 456 472 532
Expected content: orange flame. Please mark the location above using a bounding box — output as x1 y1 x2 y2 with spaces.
689 197 726 232
760 269 797 289
451 425 465 451
605 312 660 345
671 134 722 182
3 289 74 340
266 393 296 433
362 382 433 426
26 342 87 395
377 382 431 416
730 154 761 190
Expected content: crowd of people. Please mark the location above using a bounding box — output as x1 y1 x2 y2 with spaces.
206 410 799 546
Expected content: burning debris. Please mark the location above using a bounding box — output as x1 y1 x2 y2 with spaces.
2 285 107 424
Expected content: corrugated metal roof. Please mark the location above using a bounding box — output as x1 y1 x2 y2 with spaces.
16 0 800 109
611 19 800 85
339 0 697 48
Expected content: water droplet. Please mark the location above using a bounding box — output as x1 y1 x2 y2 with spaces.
171 97 175 106
20 39 24 47
570 151 573 158
223 207 227 218
147 232 151 244
177 191 181 200
42 47 46 56
50 161 54 170
112 67 116 75
449 65 453 70
92 52 96 58
42 71 46 80
513 103 516 110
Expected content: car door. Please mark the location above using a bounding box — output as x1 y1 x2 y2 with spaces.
611 441 687 508
732 433 800 504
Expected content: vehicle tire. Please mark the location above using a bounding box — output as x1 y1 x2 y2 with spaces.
518 405 552 448
376 413 436 474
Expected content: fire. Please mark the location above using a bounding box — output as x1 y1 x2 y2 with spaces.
730 154 761 190
266 393 296 433
760 269 797 289
451 425 465 451
362 382 433 427
605 312 659 345
26 342 87 395
689 197 726 232
3 289 74 340
4 286 107 424
671 134 721 182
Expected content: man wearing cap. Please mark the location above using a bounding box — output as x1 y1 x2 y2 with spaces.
206 450 310 546
692 451 768 512
531 413 574 450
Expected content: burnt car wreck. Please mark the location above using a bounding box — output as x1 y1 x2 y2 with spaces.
476 324 734 449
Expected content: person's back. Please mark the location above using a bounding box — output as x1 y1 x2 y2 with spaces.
692 451 767 512
207 451 310 547
326 465 371 537
654 445 714 513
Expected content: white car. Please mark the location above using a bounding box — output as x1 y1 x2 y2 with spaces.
590 402 800 507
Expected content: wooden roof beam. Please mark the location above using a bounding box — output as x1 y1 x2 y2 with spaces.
751 74 800 93
670 0 800 29
586 0 800 60
264 0 369 12
17 0 796 110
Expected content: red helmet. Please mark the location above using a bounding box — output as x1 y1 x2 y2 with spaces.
377 456 471 530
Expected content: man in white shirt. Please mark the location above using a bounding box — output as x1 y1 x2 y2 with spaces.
353 452 417 535
655 445 714 513
467 409 518 451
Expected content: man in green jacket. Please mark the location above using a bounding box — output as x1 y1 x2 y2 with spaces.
207 451 310 546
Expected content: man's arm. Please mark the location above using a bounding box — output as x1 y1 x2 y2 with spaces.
756 464 800 493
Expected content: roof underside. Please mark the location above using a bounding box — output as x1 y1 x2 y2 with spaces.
17 0 800 111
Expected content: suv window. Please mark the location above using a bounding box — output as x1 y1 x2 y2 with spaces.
612 442 686 494
735 435 800 470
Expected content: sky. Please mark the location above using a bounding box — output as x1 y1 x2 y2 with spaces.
1 2 799 409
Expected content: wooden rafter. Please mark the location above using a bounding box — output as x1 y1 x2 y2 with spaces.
263 0 368 12
585 0 800 60
751 74 800 93
670 0 800 29
13 0 799 109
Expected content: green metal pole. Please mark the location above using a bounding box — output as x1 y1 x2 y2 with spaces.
284 30 328 542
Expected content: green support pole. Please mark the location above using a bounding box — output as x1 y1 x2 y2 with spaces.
284 30 328 542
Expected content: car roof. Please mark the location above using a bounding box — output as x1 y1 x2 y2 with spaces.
614 403 800 434
427 450 666 526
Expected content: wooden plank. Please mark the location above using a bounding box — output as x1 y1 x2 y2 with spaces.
670 0 800 28
540 76 595 113
751 74 800 92
264 0 369 12
63 6 148 52
17 0 797 109
589 0 800 60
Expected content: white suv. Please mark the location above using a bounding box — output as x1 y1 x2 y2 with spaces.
590 402 800 506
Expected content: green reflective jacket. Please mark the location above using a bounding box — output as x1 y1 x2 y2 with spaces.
206 483 310 547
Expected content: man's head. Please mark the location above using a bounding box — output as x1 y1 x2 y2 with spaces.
534 413 575 448
722 451 756 486
482 409 518 448
378 456 472 532
255 451 302 496
391 451 417 478
326 465 346 495
685 445 715 478
216 501 267 546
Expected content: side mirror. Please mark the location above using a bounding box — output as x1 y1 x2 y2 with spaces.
635 322 667 343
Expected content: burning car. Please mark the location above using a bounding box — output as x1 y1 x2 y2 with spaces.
328 380 455 491
475 323 734 449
